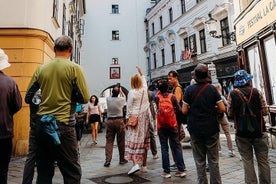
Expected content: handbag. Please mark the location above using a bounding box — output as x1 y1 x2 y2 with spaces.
127 90 144 127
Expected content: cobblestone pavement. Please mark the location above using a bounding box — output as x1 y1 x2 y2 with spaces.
8 124 276 184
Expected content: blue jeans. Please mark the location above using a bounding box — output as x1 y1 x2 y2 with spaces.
190 132 221 184
158 127 185 173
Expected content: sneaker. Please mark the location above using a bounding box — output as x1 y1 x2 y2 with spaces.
140 166 147 173
104 161 110 167
94 140 98 144
128 164 140 175
228 150 235 157
169 164 177 171
219 150 222 156
175 171 186 177
161 172 171 178
153 154 159 159
119 159 128 165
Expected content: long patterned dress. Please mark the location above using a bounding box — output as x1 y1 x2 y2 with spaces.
125 75 150 162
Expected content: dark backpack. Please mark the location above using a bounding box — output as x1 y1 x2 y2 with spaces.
234 89 262 138
172 85 187 124
157 93 177 128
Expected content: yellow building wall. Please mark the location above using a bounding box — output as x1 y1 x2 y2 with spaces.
0 28 54 156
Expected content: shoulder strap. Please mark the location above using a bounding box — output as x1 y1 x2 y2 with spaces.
234 88 253 103
192 83 209 101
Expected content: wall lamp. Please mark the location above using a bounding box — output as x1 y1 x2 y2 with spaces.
205 13 236 41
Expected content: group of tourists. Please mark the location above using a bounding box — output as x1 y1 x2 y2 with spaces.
0 35 271 184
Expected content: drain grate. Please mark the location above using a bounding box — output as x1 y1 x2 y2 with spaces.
89 173 150 184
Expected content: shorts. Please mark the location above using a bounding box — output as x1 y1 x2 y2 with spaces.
89 114 101 124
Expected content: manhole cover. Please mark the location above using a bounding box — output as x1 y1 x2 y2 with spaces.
90 173 150 184
105 176 133 183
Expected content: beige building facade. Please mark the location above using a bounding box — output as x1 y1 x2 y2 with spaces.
234 0 276 146
0 0 86 156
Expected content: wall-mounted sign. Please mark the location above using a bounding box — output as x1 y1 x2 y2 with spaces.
235 0 276 44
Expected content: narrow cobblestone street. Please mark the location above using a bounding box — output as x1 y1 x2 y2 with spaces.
8 124 276 184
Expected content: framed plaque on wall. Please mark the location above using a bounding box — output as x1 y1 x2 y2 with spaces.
110 67 120 79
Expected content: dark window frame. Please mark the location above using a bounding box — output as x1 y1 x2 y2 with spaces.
112 4 119 14
159 16 163 30
181 0 186 14
171 44 176 63
161 49 165 66
220 17 231 46
112 30 120 40
169 8 173 23
153 53 157 69
151 22 155 35
199 29 207 53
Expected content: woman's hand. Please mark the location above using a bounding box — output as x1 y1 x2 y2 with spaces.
136 66 143 76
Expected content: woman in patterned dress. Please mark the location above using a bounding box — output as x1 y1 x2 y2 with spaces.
125 66 151 175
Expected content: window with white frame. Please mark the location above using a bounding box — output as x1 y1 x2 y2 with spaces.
112 58 119 65
199 29 206 53
169 8 173 23
181 0 186 14
220 17 231 46
159 16 163 30
112 30 119 40
171 44 176 63
112 4 119 14
153 53 157 69
152 22 155 36
161 49 165 66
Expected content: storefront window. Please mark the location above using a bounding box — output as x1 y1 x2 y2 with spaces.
264 35 276 104
247 44 266 99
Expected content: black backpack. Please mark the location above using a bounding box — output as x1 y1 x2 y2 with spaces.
234 88 262 138
173 85 187 124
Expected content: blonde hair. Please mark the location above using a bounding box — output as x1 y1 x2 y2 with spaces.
131 74 143 89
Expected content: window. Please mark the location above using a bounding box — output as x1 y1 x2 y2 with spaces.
112 58 118 65
161 49 165 66
171 44 175 63
183 35 197 59
196 0 203 3
145 20 149 42
169 8 173 23
189 34 197 56
181 0 186 14
159 16 163 30
153 53 157 69
112 30 119 40
151 23 155 35
52 0 60 27
62 4 66 35
112 4 119 14
199 29 206 53
53 0 59 19
220 17 231 46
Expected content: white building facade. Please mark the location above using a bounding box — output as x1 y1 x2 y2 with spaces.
145 0 238 96
81 0 153 96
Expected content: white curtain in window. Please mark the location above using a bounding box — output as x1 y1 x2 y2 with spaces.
264 35 276 104
247 44 266 99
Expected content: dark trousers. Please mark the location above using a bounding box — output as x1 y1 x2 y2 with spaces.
149 120 157 156
22 125 37 184
169 123 186 168
105 118 125 162
0 138 12 184
190 132 221 184
158 127 185 173
35 121 81 184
